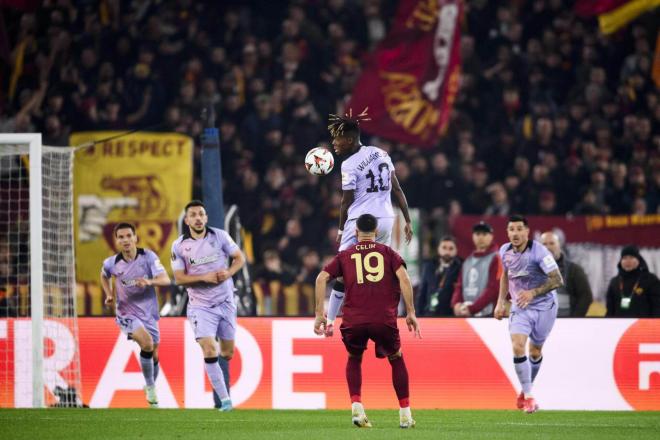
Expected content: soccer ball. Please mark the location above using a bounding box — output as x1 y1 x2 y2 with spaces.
304 147 334 175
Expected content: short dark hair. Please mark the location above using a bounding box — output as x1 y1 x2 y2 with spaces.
113 222 136 236
185 199 205 213
508 214 529 227
440 235 456 244
356 214 378 233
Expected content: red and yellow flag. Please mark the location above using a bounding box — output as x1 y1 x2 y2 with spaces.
575 0 660 34
346 0 463 147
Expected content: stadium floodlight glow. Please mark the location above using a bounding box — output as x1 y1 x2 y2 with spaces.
0 134 82 408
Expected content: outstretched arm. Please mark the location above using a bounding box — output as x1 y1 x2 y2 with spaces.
101 274 114 307
391 171 412 244
314 271 331 334
396 266 421 338
338 190 354 243
494 269 509 320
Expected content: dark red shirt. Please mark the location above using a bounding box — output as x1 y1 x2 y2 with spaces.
323 241 405 327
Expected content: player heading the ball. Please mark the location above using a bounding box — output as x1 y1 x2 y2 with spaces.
101 222 172 408
325 108 414 336
315 214 421 429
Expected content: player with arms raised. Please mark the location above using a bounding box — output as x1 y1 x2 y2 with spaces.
494 215 564 413
101 223 171 408
325 109 413 336
171 200 246 411
315 214 421 428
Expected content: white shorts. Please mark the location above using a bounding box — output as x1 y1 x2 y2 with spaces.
339 216 395 251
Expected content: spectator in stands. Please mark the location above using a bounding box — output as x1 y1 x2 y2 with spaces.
253 249 297 316
540 232 593 317
2 0 660 316
451 222 501 317
417 236 462 317
606 245 660 318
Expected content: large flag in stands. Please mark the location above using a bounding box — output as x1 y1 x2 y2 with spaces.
575 0 660 34
347 0 462 147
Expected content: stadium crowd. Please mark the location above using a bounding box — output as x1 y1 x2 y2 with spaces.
1 0 659 315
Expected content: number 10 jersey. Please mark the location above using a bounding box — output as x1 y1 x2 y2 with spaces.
341 145 395 221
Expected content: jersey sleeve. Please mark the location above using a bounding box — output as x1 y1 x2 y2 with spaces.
498 244 509 271
170 239 185 272
323 254 343 279
147 250 166 276
536 242 559 274
101 257 113 278
219 229 240 256
384 151 395 171
388 248 406 273
341 161 357 191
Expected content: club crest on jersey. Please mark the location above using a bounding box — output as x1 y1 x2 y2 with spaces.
189 254 220 266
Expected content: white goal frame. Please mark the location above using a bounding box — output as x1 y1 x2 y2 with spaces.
1 133 44 407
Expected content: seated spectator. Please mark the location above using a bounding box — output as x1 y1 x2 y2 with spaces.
606 245 660 317
540 232 593 317
451 222 501 317
416 236 462 317
253 249 297 315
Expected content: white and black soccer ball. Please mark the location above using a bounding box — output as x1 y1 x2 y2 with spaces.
304 147 334 176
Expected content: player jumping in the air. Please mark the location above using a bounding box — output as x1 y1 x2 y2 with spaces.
494 215 564 413
171 200 246 411
101 223 171 408
315 214 421 428
325 109 413 336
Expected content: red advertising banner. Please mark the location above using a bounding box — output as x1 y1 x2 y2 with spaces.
346 0 462 147
2 317 659 410
450 215 660 258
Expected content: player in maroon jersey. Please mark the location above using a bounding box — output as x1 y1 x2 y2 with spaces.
314 213 421 429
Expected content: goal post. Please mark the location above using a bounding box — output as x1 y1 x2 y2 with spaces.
0 134 82 408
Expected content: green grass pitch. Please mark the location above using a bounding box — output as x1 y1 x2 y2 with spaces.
2 409 659 439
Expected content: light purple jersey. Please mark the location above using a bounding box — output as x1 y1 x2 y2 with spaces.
499 240 559 311
171 227 240 307
341 145 395 221
101 248 165 321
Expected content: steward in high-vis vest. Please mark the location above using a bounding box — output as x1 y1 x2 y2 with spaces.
451 221 502 317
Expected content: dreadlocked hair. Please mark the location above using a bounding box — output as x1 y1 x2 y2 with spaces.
328 107 371 138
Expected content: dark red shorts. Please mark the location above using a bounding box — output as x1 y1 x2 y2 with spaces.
340 323 401 358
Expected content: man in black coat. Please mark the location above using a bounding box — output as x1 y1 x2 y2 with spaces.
606 245 660 317
416 236 462 316
541 232 593 317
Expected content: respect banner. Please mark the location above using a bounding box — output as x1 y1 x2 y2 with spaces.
70 132 193 284
346 0 462 147
2 318 659 410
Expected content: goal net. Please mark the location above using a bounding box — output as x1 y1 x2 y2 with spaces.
0 134 82 408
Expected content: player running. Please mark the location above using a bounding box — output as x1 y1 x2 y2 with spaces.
171 200 246 411
101 223 171 408
314 214 421 429
494 215 564 413
325 109 413 336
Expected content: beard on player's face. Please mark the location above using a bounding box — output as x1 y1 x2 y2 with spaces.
190 224 205 234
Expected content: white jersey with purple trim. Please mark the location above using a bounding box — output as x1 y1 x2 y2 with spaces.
341 145 395 221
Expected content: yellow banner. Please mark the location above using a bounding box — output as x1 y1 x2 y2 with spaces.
71 131 193 283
